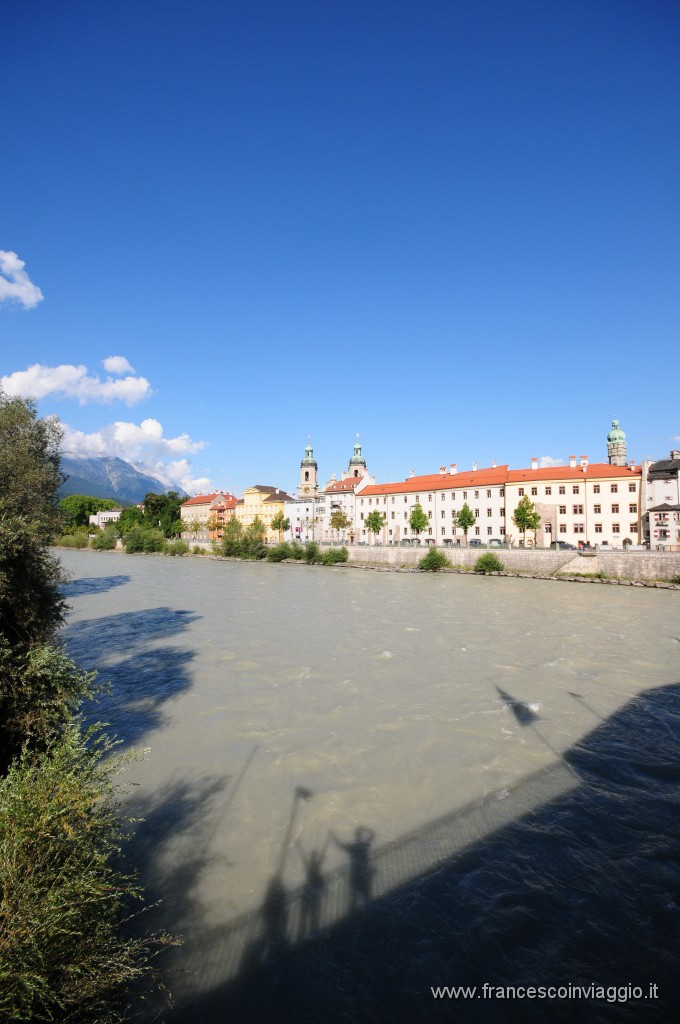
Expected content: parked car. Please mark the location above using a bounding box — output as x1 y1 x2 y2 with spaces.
468 539 485 548
488 538 504 548
550 541 577 550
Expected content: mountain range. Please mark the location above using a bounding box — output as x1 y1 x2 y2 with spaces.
59 455 186 504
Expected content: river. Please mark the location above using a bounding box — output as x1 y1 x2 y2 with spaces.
59 549 680 1023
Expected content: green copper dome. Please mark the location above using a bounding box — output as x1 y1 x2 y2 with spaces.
301 441 317 467
607 419 626 443
349 440 366 466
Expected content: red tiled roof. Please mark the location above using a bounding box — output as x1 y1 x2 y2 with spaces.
360 466 509 496
325 478 365 492
182 492 219 507
506 463 641 483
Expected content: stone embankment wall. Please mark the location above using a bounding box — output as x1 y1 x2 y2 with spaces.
346 545 680 582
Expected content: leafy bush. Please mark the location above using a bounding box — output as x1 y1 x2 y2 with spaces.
0 724 177 1024
266 542 292 562
419 547 451 571
164 540 189 556
91 527 117 551
192 545 204 555
123 527 165 554
321 546 349 565
304 541 322 564
289 542 305 560
58 533 90 548
474 552 504 573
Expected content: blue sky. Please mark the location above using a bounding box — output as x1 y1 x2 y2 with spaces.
2 0 678 496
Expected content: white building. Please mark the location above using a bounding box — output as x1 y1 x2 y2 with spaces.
642 451 680 551
88 507 123 529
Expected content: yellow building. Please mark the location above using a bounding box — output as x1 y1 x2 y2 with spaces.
234 485 295 544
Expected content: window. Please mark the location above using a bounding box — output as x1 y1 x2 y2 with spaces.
518 488 524 496
428 528 432 535
501 507 505 517
559 486 565 495
360 512 364 520
500 526 505 535
441 493 445 500
595 523 602 533
428 511 432 519
559 505 566 515
391 511 395 519
463 491 468 499
574 523 584 534
573 485 580 494
474 490 479 499
545 487 552 495
611 484 618 493
629 483 636 493
573 505 583 515
415 495 420 503
611 504 619 514
392 496 395 503
500 488 505 497
428 494 432 501
531 487 537 496
487 490 492 498
487 526 493 535
403 512 407 520
559 524 567 534
441 510 445 519
474 509 479 518
612 523 620 534
368 498 372 505
593 504 601 514
360 498 364 505
630 523 637 533
475 526 480 536
487 508 493 517
629 504 637 513
404 496 408 503
441 527 445 535
389 529 393 536
593 484 600 494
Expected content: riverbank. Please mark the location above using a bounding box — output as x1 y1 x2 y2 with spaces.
55 542 680 588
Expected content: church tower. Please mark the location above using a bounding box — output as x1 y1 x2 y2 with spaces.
347 435 367 478
298 439 318 496
607 419 627 466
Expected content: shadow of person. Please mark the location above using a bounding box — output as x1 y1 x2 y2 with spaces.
295 838 328 939
332 827 375 910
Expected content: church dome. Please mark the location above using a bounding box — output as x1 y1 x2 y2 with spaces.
300 442 317 468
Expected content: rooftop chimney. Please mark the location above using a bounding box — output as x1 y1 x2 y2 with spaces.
449 463 457 475
409 469 414 478
630 459 636 468
472 462 477 472
439 466 446 475
569 455 577 468
492 460 497 468
580 455 588 471
671 450 680 461
531 457 538 470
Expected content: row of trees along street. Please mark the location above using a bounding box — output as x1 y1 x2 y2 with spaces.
0 391 175 1023
358 499 542 545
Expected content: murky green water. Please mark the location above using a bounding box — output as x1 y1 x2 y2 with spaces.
59 550 680 1023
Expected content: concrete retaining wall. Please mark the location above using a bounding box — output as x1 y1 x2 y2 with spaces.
345 545 680 581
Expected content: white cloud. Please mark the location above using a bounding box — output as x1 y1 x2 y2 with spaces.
540 455 564 468
102 355 135 375
1 361 151 405
62 419 210 492
0 250 43 309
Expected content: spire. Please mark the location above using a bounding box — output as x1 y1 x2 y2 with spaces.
348 433 367 478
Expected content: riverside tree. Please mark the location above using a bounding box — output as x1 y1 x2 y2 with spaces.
329 508 351 541
408 503 429 538
59 494 119 530
364 509 385 543
270 510 290 543
455 503 476 545
512 495 541 547
0 390 176 1021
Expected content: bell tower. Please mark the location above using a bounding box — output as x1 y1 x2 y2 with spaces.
347 434 367 478
607 419 627 466
298 438 318 496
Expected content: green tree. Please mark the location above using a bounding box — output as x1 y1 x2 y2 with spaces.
59 495 119 530
408 503 429 537
455 503 476 545
364 509 385 543
117 506 144 535
419 547 451 571
512 495 541 547
142 491 184 537
329 509 351 541
220 517 243 556
241 517 267 559
270 511 290 543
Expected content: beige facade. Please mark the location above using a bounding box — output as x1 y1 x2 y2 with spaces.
234 485 295 544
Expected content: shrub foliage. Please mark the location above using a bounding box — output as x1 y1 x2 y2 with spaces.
418 547 451 571
475 552 505 573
